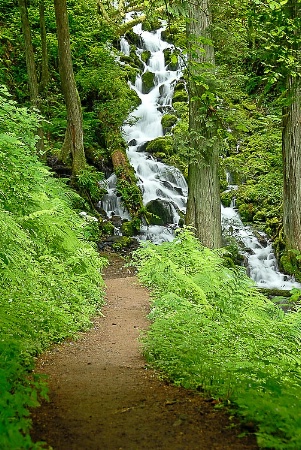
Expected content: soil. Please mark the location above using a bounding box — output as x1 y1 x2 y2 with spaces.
30 254 259 450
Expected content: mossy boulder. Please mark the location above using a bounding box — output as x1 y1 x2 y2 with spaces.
142 71 155 94
146 199 175 225
125 30 142 47
129 48 144 71
141 50 151 64
174 79 186 92
280 250 301 282
163 48 178 70
121 218 141 237
172 89 188 104
142 18 162 32
220 190 234 208
161 114 177 133
99 219 115 236
146 136 173 158
161 26 179 44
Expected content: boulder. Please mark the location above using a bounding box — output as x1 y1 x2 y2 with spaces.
146 136 173 157
141 50 151 64
141 71 155 94
146 199 176 225
163 48 178 70
161 114 177 133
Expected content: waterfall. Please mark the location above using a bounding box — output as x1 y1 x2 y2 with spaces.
122 24 187 243
222 204 300 290
101 22 300 290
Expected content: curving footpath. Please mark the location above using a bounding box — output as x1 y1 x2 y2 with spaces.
30 255 258 450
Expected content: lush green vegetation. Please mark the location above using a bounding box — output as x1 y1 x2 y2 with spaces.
133 228 301 449
0 87 106 449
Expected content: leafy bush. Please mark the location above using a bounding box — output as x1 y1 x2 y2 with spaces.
0 87 107 448
133 228 301 449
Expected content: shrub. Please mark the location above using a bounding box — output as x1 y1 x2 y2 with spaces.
132 228 301 449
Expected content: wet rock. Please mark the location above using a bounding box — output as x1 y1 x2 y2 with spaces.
97 235 139 253
161 114 178 134
146 136 173 157
146 199 177 225
163 48 178 70
141 50 151 64
141 71 155 94
137 142 148 152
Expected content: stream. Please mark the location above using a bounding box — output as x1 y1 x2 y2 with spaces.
100 21 300 291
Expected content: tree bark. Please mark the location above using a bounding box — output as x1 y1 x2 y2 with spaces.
18 0 39 106
185 0 222 249
281 0 301 251
39 0 49 93
18 0 45 154
282 76 301 251
53 0 86 176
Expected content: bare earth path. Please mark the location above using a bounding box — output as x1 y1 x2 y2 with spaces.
31 255 258 449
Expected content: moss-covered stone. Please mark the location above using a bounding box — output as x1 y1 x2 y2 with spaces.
220 190 234 208
163 48 178 70
146 199 175 225
121 218 141 236
161 114 177 133
146 136 173 158
141 71 155 94
125 30 142 47
172 89 188 104
99 219 115 236
122 64 138 82
141 50 151 64
129 48 144 71
174 80 186 92
142 18 162 32
161 27 177 44
280 250 301 282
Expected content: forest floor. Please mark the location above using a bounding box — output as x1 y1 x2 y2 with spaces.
30 253 259 450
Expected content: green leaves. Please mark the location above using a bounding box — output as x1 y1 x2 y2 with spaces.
133 228 301 448
0 89 106 448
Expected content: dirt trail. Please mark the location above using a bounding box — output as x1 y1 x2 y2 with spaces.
31 255 258 449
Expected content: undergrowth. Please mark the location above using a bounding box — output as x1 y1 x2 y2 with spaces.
0 87 107 448
132 228 301 449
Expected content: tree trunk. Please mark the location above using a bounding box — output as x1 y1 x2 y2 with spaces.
53 0 86 176
185 0 222 249
39 0 49 93
282 0 301 251
18 0 45 154
282 76 301 251
18 0 39 106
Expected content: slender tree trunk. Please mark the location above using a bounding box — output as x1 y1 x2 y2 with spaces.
18 0 39 105
18 0 45 154
282 76 301 251
39 0 49 93
185 0 222 248
53 0 86 176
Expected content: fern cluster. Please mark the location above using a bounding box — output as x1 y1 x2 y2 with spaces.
133 228 301 449
0 87 106 449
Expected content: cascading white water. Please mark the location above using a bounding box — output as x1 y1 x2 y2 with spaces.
122 24 187 243
101 22 300 290
222 204 300 290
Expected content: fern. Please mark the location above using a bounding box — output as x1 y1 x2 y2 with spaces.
0 87 107 448
133 227 301 449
